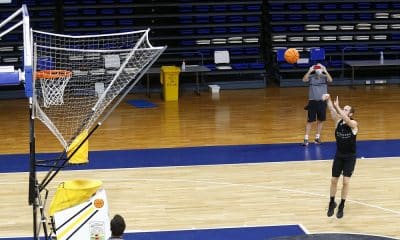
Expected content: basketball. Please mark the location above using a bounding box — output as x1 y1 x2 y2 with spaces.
284 48 299 64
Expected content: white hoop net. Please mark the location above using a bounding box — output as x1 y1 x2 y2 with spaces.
37 70 72 108
32 29 165 150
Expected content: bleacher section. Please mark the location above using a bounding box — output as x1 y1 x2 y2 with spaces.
63 0 266 88
3 1 400 91
267 0 400 86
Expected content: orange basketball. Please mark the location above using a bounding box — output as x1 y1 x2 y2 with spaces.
284 48 299 64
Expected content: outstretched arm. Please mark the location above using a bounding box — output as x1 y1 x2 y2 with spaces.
333 96 358 129
302 66 314 82
320 64 333 82
323 94 340 122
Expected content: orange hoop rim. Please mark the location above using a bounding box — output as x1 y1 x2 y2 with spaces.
35 70 72 79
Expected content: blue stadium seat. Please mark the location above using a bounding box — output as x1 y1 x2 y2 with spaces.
270 3 284 11
229 27 244 33
195 16 209 24
100 9 115 15
229 16 244 23
245 48 259 55
212 27 227 34
82 21 97 27
38 22 54 28
179 16 192 24
195 6 209 12
359 13 373 20
230 48 244 55
64 9 79 16
213 5 227 12
289 25 304 32
82 0 96 4
272 26 287 32
249 63 264 69
247 5 260 11
99 0 116 3
246 16 260 22
180 29 194 35
310 48 325 63
119 19 134 26
180 40 195 46
306 14 320 21
375 3 389 9
340 3 354 9
118 8 134 15
323 3 337 10
287 4 302 10
341 14 355 20
64 0 78 5
245 27 259 33
271 14 285 21
324 14 337 21
288 14 302 21
82 9 97 15
64 20 80 28
38 11 53 17
100 20 115 26
276 48 287 62
305 3 319 10
212 16 226 23
358 2 371 9
232 63 249 70
197 28 210 34
230 5 244 11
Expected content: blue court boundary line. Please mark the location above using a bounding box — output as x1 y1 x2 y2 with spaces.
0 224 306 240
0 139 399 173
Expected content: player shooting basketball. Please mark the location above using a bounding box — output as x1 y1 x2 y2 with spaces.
323 94 358 219
302 63 333 146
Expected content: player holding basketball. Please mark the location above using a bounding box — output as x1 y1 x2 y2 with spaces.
302 63 333 146
323 94 358 219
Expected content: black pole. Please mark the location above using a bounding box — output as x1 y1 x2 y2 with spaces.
28 99 38 240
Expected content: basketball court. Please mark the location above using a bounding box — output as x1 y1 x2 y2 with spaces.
0 3 400 240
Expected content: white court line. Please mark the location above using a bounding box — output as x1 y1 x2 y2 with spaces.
97 176 400 216
1 157 400 216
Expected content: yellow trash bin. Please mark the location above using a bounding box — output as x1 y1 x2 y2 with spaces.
160 66 181 101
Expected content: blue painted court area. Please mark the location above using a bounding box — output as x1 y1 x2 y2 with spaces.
126 99 157 108
1 140 399 239
0 225 306 240
0 139 399 173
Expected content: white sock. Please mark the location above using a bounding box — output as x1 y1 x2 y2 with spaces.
316 134 320 139
304 135 309 140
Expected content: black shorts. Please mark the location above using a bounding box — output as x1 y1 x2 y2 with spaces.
305 100 327 122
332 155 357 177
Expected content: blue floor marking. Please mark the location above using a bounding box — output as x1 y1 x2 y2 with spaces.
0 225 305 240
125 225 305 240
1 140 399 239
1 139 399 173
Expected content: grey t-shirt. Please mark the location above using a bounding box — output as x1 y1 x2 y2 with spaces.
308 74 328 100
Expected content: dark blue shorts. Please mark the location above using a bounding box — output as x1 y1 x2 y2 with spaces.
305 100 327 122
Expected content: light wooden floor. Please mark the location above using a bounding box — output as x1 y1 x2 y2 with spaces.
0 85 400 238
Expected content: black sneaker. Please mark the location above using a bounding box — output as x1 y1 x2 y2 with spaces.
327 201 337 217
336 205 344 219
302 139 309 146
315 138 322 144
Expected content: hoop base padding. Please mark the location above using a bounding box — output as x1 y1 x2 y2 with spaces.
67 130 89 165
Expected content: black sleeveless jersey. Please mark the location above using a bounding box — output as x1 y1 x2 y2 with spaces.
335 119 357 156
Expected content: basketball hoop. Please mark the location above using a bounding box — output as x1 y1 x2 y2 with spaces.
35 70 72 108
